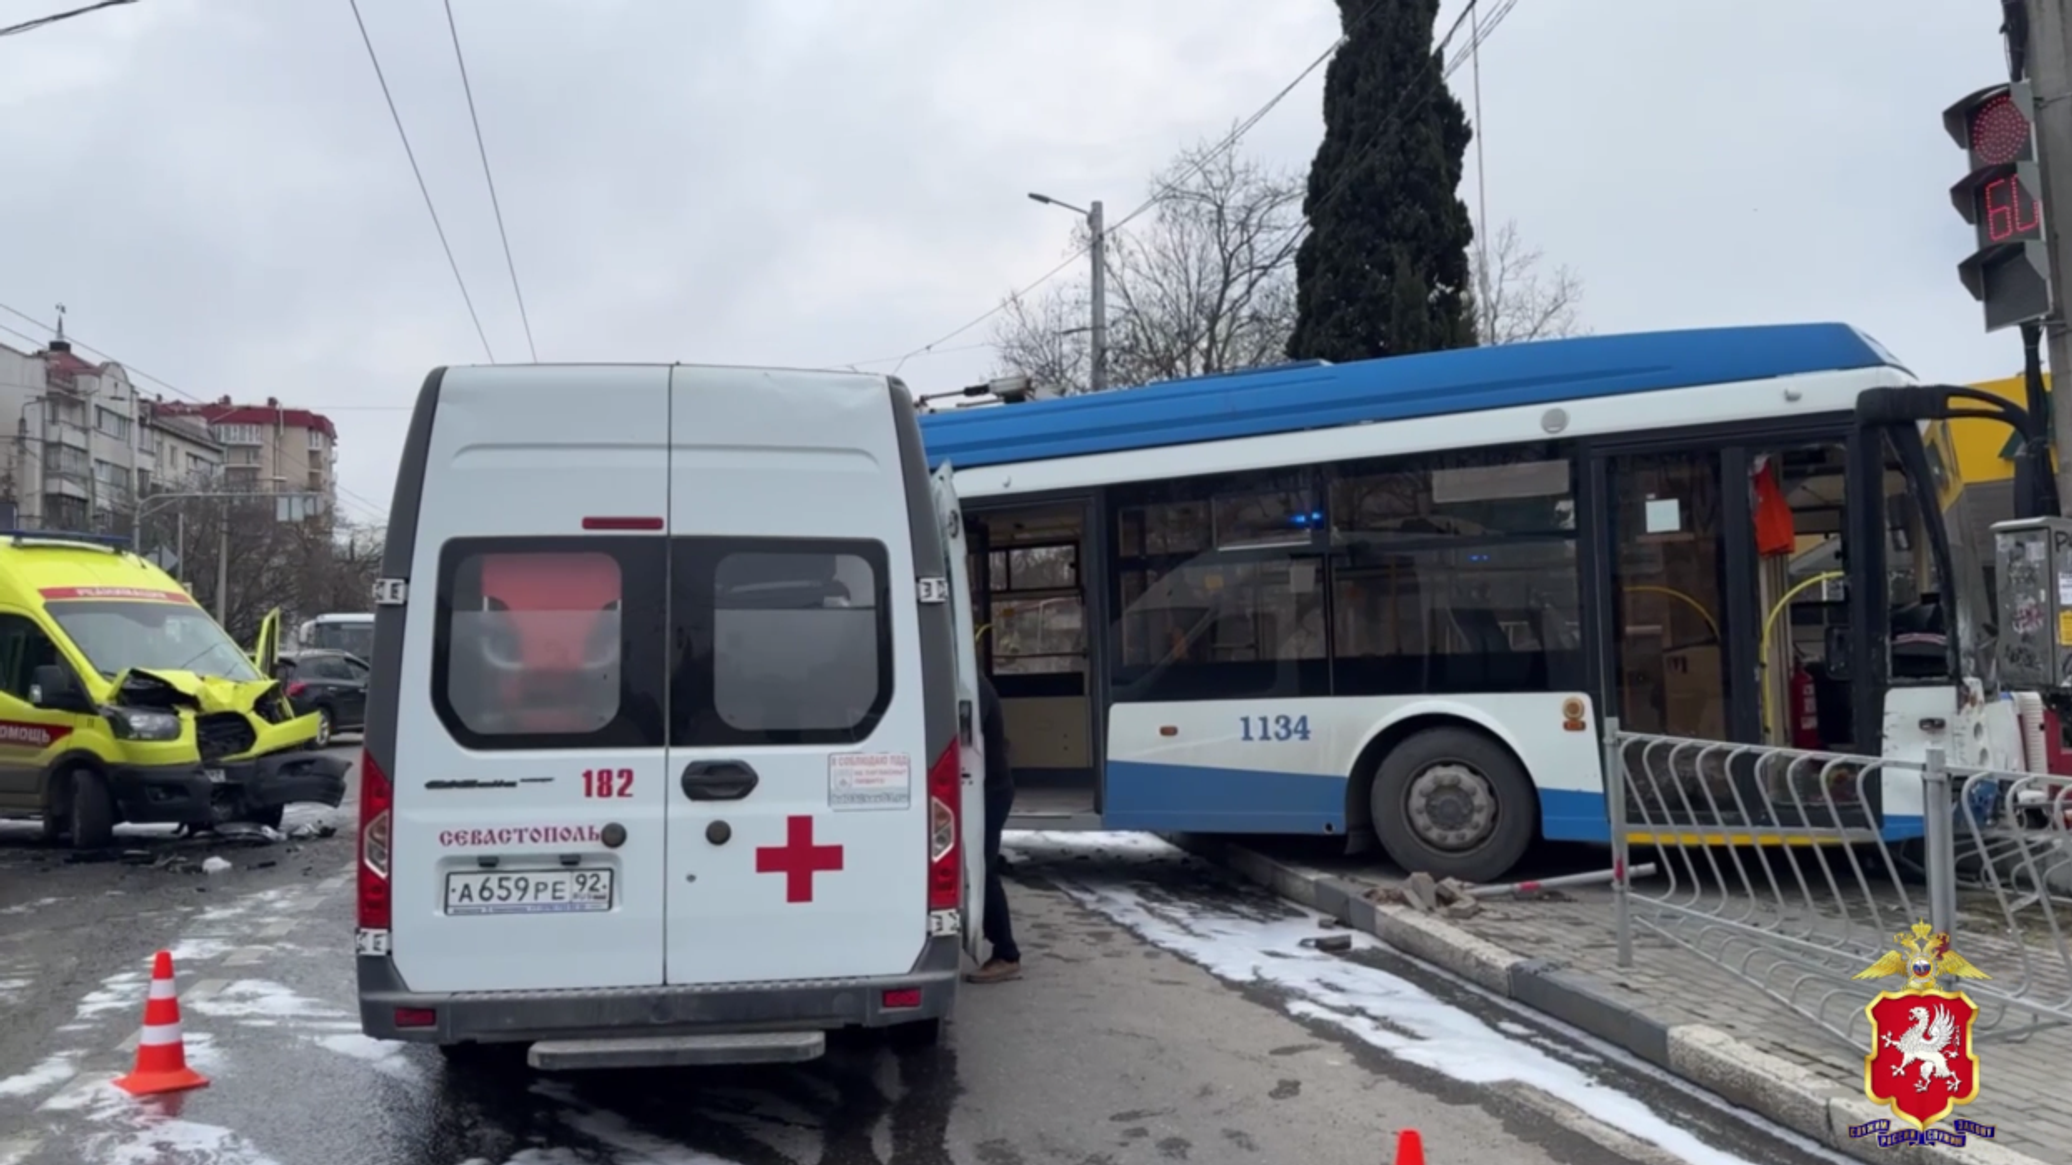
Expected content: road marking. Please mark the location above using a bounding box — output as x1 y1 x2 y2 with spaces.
37 1070 115 1113
256 919 299 939
222 947 271 966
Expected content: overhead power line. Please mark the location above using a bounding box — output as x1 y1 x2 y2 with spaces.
877 0 1394 374
442 0 538 362
0 0 137 38
345 0 497 364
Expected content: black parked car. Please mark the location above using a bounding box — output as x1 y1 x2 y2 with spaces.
273 649 368 748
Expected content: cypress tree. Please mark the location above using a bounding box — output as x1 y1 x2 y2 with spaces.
1286 0 1476 362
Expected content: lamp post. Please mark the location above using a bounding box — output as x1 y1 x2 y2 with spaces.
1028 192 1106 392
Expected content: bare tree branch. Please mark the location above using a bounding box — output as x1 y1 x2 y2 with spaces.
1469 219 1589 345
990 131 1304 394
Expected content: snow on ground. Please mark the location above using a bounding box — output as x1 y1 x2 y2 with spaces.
1005 830 1769 1165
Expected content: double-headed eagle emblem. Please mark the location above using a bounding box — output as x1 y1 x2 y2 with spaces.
1851 922 1991 993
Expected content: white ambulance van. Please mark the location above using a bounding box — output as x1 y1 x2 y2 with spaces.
355 363 988 1068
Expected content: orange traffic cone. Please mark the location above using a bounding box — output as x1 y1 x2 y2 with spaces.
1392 1129 1426 1165
114 950 210 1097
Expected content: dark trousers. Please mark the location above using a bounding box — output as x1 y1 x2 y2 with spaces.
981 784 1019 963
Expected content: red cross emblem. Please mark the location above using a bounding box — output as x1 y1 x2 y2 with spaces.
755 815 844 903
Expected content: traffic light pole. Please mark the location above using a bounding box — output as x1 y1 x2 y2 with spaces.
2021 0 2072 504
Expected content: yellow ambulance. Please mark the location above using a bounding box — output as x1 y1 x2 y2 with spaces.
0 530 347 848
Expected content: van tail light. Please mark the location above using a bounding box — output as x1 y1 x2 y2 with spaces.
358 748 393 930
926 739 960 911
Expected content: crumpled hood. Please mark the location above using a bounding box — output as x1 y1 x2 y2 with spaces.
121 668 278 713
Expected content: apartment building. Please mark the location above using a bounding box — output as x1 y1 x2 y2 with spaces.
0 334 148 531
150 397 337 519
137 402 225 495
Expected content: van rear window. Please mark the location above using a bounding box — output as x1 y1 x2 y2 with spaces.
432 537 667 750
672 538 894 747
427 535 890 751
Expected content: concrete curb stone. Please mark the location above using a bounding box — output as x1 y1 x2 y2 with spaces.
1160 833 2048 1165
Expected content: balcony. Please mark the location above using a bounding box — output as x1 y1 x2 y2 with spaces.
42 423 89 450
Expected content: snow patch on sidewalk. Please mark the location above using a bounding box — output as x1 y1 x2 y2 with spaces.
1012 831 1765 1165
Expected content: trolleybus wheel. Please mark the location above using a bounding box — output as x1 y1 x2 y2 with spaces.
1371 727 1534 884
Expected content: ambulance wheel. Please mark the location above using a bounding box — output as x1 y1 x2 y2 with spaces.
1370 726 1535 885
68 770 115 850
886 1017 942 1050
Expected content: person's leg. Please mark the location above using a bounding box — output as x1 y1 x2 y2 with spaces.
968 787 1021 981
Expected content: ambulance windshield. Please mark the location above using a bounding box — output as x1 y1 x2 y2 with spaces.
49 601 263 682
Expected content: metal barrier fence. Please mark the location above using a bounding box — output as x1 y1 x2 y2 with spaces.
1605 716 2072 1050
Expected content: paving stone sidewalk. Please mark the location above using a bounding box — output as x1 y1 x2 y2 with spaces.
1218 838 2066 1163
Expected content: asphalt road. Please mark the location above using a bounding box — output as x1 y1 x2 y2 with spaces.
0 750 1855 1165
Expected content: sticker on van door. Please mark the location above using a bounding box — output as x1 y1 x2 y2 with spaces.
827 751 911 811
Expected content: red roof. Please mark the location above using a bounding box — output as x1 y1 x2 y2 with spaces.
43 349 97 377
152 399 337 440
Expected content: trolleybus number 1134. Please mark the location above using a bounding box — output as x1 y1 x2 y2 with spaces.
1238 714 1313 743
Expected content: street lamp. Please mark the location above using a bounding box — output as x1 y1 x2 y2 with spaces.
1028 192 1107 392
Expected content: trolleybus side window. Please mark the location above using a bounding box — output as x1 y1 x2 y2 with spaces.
1329 443 1582 697
1111 469 1328 701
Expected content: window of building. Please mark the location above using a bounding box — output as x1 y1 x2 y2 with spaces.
95 407 130 441
213 423 262 446
1328 444 1583 696
307 428 325 450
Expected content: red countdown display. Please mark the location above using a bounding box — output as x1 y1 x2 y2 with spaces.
1978 173 2044 245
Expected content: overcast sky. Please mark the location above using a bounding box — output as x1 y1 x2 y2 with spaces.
0 0 2023 523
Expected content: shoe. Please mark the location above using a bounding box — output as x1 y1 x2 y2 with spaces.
965 958 1021 984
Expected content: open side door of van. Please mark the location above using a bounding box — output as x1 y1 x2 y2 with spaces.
930 462 986 962
250 607 281 675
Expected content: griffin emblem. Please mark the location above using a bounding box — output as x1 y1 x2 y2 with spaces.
1852 922 1988 1131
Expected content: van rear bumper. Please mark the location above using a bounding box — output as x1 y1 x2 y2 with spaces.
356 936 961 1045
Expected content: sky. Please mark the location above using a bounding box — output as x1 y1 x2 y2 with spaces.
0 0 2026 525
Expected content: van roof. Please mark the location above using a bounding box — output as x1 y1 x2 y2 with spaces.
0 540 185 600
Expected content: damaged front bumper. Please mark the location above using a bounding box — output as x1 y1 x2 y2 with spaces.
219 747 350 812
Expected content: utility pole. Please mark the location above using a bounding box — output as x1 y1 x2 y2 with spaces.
2020 0 2072 505
1028 192 1108 392
216 504 230 624
1088 199 1108 392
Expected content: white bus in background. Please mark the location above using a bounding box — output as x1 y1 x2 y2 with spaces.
296 612 374 661
918 322 2041 883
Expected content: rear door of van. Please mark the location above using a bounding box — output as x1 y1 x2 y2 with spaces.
386 366 672 994
929 462 987 960
661 367 938 985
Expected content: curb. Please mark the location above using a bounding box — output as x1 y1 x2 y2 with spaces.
1160 833 2046 1165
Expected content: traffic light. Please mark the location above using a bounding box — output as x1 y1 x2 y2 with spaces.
1946 81 2052 332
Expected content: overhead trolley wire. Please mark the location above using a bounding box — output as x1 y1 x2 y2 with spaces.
442 0 538 362
345 0 497 364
